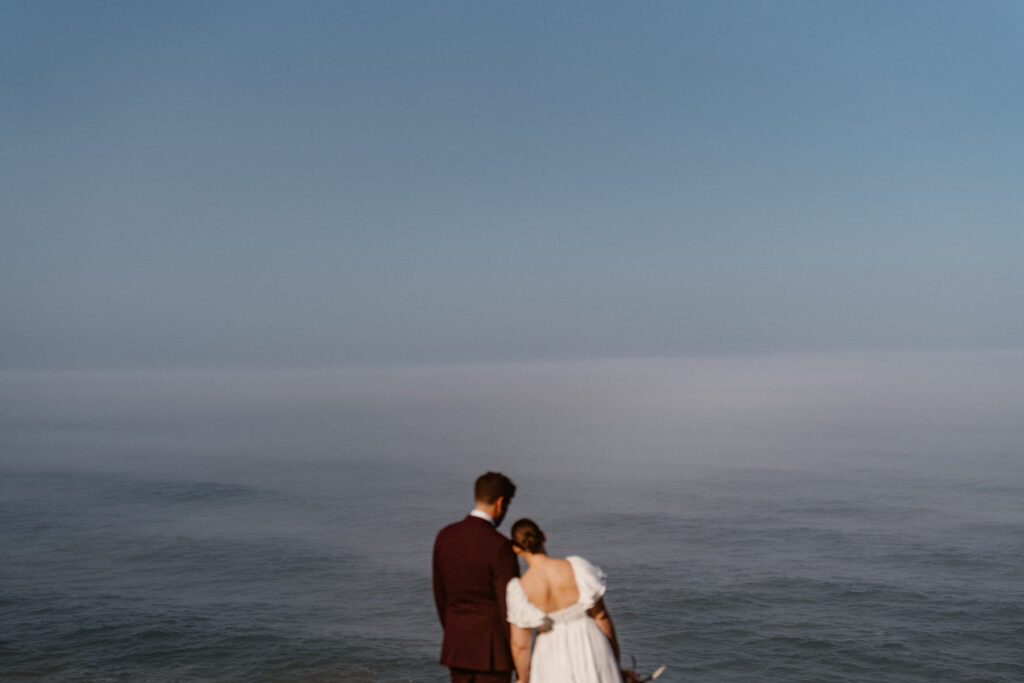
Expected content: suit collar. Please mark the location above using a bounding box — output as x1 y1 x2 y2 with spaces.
468 509 496 526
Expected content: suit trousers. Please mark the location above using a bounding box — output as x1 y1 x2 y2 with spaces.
448 667 512 683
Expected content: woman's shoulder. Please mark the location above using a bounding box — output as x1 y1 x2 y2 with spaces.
506 576 548 628
506 575 529 602
566 555 607 607
566 555 602 574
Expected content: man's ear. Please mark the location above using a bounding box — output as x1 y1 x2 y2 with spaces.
494 496 505 515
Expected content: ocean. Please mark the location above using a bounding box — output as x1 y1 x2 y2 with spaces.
2 356 1023 681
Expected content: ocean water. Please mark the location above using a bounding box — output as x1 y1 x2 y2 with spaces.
2 356 1023 681
2 455 1022 682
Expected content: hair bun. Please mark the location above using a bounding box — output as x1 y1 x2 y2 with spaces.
511 518 545 554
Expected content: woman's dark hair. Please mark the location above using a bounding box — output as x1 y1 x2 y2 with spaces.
511 518 545 554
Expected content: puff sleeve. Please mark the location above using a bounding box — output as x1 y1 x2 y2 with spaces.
506 578 549 628
567 556 607 609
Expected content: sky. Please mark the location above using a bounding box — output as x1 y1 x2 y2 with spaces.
3 1 1023 370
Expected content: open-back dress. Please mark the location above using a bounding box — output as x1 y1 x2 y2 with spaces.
506 556 621 683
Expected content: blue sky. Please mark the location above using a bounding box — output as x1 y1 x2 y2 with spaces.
3 1 1022 369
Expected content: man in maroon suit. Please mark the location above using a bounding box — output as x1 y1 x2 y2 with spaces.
433 472 520 683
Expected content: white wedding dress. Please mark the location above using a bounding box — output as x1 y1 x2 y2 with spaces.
506 556 621 683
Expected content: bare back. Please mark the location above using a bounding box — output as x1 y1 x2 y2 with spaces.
519 557 580 613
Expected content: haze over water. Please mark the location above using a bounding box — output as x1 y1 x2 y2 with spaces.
3 352 1024 680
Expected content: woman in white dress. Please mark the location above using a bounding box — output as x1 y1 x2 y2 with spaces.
505 518 623 683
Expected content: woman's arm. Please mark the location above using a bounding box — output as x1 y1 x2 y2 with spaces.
510 625 532 683
587 597 621 664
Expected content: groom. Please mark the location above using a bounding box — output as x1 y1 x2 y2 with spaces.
433 472 520 683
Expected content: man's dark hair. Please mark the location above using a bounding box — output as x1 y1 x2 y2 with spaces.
474 471 516 504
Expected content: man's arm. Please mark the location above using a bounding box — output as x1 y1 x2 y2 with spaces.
493 540 520 634
432 535 446 627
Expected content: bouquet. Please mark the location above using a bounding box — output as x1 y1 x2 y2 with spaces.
621 658 666 682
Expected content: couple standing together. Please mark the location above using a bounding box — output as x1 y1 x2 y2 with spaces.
433 472 623 683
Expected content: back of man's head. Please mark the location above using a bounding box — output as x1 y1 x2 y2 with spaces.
475 471 516 504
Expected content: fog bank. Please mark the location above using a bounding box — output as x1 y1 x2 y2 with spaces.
2 351 1021 479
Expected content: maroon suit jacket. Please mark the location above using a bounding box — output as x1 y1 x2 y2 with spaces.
433 515 520 672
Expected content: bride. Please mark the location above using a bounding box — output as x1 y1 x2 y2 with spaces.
505 518 623 683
